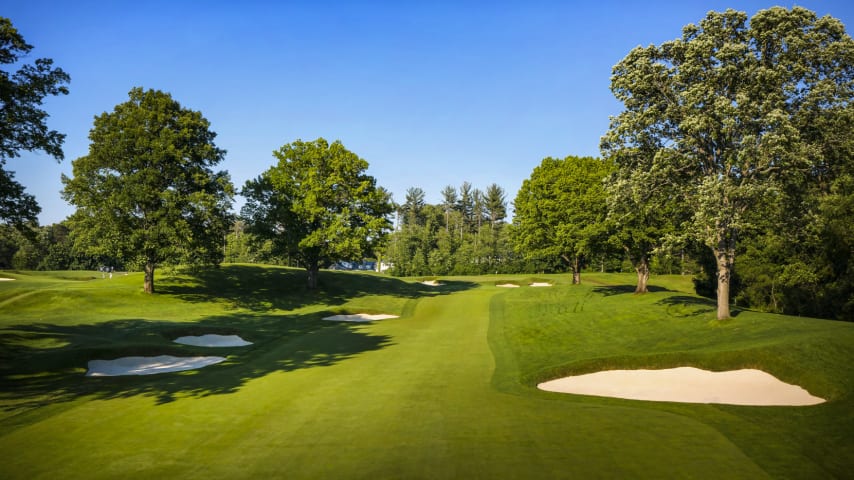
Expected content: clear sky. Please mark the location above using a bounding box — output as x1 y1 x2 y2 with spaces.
5 0 854 225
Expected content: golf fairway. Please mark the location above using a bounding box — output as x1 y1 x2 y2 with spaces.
0 268 851 478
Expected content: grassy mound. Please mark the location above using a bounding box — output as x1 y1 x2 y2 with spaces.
0 266 851 478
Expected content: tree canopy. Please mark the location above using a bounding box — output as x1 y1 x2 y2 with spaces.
513 156 614 284
62 87 234 293
241 138 394 289
385 181 514 277
0 17 70 226
604 150 684 294
601 7 854 319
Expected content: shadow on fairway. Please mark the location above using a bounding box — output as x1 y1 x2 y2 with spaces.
159 265 477 312
0 311 392 409
656 295 717 317
593 285 673 296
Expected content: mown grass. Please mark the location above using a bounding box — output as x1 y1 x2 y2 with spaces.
0 266 851 478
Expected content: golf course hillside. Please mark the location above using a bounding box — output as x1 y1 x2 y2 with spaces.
0 266 852 479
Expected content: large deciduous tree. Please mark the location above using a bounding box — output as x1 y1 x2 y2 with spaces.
601 7 854 320
241 138 394 289
604 148 684 294
513 156 614 284
62 88 234 293
0 17 69 226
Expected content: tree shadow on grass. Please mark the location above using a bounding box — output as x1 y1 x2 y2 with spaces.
656 295 717 317
0 311 393 412
159 265 477 312
592 285 673 296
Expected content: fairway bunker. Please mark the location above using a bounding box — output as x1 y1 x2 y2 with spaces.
496 283 520 288
86 355 226 376
0 278 15 281
322 313 399 322
529 282 553 287
421 280 442 286
538 367 825 406
173 334 252 347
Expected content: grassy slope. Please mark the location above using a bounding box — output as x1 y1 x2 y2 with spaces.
0 267 851 478
489 272 854 479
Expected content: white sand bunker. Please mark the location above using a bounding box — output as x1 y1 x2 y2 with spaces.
0 277 15 281
323 313 399 322
173 334 252 347
421 280 442 286
538 367 825 406
497 283 520 288
86 355 226 376
529 282 553 287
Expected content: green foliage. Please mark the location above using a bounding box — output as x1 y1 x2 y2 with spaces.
483 183 507 227
0 17 70 226
512 155 615 282
222 220 284 265
61 88 234 293
735 171 854 321
0 168 39 227
604 146 686 291
399 187 426 227
0 17 70 162
0 221 102 270
241 138 393 288
387 182 516 276
602 6 854 319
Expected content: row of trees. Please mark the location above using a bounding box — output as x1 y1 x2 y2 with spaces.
0 222 101 271
3 11 852 321
387 156 705 282
2 17 395 293
385 183 519 276
386 7 854 322
61 91 394 292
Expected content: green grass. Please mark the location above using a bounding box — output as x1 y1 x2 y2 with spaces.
0 266 852 478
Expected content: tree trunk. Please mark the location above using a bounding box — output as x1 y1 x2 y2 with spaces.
143 261 155 294
561 254 582 284
307 262 319 289
635 254 650 294
713 237 736 320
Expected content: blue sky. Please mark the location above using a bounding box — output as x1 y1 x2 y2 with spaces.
5 0 854 224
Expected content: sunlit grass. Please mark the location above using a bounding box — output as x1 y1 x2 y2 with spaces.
0 266 851 479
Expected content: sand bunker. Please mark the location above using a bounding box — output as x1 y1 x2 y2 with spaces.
497 283 520 288
0 278 15 281
538 367 825 406
421 280 442 286
322 313 399 322
173 334 252 347
86 355 226 376
529 282 553 287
